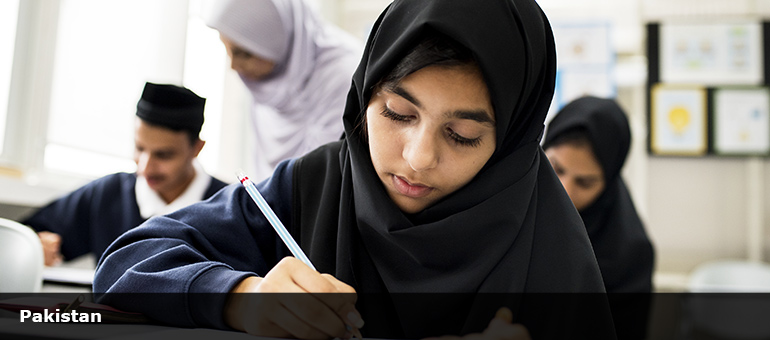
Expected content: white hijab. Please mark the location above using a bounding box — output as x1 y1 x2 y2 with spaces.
204 0 361 180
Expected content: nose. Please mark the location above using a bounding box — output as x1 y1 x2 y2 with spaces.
230 57 249 75
136 152 155 177
402 127 439 172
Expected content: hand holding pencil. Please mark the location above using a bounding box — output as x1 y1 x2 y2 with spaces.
227 172 364 339
224 258 364 339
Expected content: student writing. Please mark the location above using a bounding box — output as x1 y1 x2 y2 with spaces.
94 1 615 339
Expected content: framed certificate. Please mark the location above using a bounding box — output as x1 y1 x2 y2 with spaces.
659 22 763 85
712 87 770 155
650 84 708 155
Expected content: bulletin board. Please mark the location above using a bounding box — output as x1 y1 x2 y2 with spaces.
647 21 770 157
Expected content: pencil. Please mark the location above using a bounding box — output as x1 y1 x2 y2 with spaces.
236 172 364 339
237 171 316 271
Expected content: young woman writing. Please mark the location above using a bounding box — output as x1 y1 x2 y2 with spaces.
95 1 614 339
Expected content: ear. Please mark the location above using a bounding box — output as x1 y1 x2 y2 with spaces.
192 139 205 158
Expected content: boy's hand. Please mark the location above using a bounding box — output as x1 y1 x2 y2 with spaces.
38 231 63 266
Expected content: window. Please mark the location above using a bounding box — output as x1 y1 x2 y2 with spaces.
182 0 229 176
0 0 241 206
41 0 233 180
45 0 191 177
0 0 20 156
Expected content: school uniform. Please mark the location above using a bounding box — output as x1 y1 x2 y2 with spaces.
24 165 227 261
95 0 615 338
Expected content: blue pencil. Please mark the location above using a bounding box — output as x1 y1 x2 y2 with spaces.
237 171 364 339
237 172 316 271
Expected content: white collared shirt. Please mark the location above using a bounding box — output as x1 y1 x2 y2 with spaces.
135 160 212 219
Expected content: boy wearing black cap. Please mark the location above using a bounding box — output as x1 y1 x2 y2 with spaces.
23 82 227 266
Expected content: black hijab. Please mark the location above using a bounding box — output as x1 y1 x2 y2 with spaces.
543 96 654 339
292 0 612 337
542 96 654 293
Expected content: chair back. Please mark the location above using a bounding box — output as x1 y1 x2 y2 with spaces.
682 260 770 340
0 217 44 292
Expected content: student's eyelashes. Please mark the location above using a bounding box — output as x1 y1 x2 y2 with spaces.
232 50 253 58
553 166 564 176
576 179 596 190
381 106 482 147
380 107 411 122
447 129 482 147
155 152 175 160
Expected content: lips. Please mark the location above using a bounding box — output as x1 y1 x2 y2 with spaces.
144 176 164 188
391 175 433 198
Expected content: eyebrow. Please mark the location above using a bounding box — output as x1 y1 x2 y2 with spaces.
153 149 177 155
576 176 601 183
552 159 602 181
231 46 252 56
451 109 495 126
389 85 495 126
391 86 420 107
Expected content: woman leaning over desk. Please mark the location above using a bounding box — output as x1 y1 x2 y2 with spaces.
203 0 361 180
95 0 615 339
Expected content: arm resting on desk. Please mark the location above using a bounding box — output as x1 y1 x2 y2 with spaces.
94 162 295 329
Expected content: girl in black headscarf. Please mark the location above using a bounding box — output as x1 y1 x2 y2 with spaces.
543 96 655 339
95 0 614 339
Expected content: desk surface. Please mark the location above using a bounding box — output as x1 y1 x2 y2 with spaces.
41 255 95 293
41 282 91 293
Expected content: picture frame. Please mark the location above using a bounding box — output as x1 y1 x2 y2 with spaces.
650 84 708 156
659 21 763 85
712 86 770 155
549 20 615 114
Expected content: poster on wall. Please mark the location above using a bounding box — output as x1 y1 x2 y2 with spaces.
548 20 615 121
556 69 615 106
659 22 763 85
650 84 708 155
552 21 613 67
713 87 770 155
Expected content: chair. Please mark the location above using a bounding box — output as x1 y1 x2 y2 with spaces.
689 260 770 293
0 217 44 292
680 260 770 340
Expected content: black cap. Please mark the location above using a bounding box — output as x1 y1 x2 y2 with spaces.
136 82 206 137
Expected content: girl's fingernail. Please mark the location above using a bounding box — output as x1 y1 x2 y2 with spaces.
496 307 513 323
347 311 364 328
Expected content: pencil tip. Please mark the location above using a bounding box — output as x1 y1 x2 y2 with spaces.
235 169 246 181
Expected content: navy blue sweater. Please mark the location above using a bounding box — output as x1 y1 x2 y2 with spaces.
24 172 227 261
94 161 294 329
